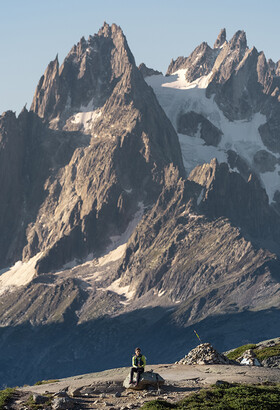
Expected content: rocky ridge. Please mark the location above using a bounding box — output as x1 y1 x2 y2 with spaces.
138 63 162 78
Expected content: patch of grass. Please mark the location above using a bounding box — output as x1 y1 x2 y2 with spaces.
34 379 59 385
141 399 175 409
141 384 280 409
226 344 257 360
0 388 15 410
179 384 280 409
255 344 280 361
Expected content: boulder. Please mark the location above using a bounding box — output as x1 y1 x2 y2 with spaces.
52 396 75 409
123 370 164 390
68 386 82 397
237 349 261 366
33 394 49 404
262 356 280 368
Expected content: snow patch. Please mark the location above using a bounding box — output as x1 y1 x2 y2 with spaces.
197 188 205 206
178 133 227 175
260 165 280 203
106 278 135 300
0 253 43 294
71 109 101 131
161 70 213 91
97 244 127 267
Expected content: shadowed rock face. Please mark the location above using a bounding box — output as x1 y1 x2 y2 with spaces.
177 111 222 146
138 63 162 78
0 111 25 265
188 159 280 248
253 150 279 173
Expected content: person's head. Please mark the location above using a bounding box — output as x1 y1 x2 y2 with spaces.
135 347 141 356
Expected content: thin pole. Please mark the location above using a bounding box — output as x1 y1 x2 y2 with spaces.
193 330 202 344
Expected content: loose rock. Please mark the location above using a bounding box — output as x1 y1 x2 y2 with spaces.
68 386 82 397
262 356 280 368
178 343 236 365
33 394 49 404
52 396 75 409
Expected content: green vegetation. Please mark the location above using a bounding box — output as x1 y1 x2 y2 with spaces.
226 344 257 360
255 344 280 361
142 400 175 409
225 342 280 362
141 384 280 409
34 379 59 385
0 388 15 410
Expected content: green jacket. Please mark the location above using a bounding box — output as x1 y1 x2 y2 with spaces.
132 354 146 368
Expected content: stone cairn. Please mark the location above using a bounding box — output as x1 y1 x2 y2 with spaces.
176 343 236 365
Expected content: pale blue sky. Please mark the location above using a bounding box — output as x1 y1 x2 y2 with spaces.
1 0 280 114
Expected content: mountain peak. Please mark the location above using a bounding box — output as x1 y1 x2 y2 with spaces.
30 22 135 123
229 30 247 51
214 28 227 49
98 22 123 38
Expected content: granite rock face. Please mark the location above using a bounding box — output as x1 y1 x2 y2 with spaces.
0 23 184 272
31 23 136 126
213 28 227 49
167 41 219 82
188 159 280 246
116 164 280 318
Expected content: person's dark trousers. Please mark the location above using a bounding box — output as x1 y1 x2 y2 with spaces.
130 367 144 384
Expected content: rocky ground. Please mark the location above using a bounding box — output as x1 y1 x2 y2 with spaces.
3 362 277 409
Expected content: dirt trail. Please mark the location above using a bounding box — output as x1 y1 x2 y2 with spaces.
16 363 280 409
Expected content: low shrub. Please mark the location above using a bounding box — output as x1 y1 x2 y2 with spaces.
226 344 257 360
0 388 15 410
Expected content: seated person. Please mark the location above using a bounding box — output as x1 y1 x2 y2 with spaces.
130 347 146 386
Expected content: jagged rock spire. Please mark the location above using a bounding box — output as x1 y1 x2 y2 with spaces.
214 28 227 49
228 30 247 51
